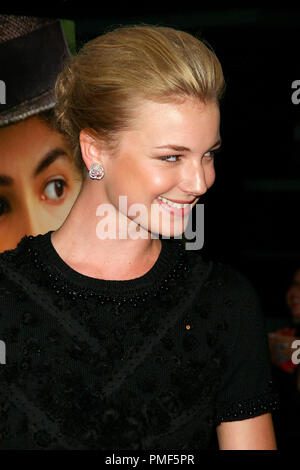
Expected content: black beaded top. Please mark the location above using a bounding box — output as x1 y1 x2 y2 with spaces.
0 231 279 449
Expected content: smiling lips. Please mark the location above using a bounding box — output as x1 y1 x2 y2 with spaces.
156 195 197 217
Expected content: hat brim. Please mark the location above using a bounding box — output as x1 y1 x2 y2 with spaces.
0 89 56 127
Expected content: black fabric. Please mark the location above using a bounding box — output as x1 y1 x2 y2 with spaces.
0 231 279 449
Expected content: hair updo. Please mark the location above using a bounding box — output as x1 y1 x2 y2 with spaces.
54 25 225 180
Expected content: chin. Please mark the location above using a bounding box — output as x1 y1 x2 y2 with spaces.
132 209 190 240
149 219 188 239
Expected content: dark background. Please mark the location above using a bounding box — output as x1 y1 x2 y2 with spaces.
2 3 300 320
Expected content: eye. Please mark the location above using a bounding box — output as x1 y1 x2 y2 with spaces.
204 148 222 160
0 197 10 216
204 151 214 159
42 178 67 201
160 155 181 163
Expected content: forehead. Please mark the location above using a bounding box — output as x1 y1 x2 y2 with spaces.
128 97 220 142
0 117 64 152
0 117 70 176
134 96 219 120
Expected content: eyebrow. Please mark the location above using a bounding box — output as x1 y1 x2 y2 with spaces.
154 139 222 153
0 148 69 187
33 147 69 177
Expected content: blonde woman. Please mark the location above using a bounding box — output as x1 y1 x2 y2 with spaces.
0 25 278 450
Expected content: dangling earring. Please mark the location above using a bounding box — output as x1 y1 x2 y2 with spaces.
89 162 104 180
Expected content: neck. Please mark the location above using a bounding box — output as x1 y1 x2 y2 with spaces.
51 181 162 280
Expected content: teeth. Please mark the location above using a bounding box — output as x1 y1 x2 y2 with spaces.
158 196 190 209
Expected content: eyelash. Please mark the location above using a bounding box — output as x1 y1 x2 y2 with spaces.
160 148 222 163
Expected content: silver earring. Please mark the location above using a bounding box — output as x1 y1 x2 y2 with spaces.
89 163 104 180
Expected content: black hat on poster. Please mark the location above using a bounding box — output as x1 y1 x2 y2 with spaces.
0 15 70 127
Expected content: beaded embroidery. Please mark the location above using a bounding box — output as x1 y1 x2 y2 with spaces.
24 234 190 309
216 391 280 424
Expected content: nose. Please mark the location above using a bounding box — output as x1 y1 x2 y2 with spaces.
18 194 49 238
0 204 46 253
179 159 214 197
22 204 49 237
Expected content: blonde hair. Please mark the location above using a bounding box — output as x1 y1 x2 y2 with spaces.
54 25 225 179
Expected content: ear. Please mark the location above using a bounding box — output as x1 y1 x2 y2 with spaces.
79 129 102 172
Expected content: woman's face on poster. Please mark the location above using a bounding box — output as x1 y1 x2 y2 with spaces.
0 116 82 252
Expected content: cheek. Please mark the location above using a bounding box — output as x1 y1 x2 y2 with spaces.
206 164 216 187
113 159 176 198
108 158 140 193
150 172 177 194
